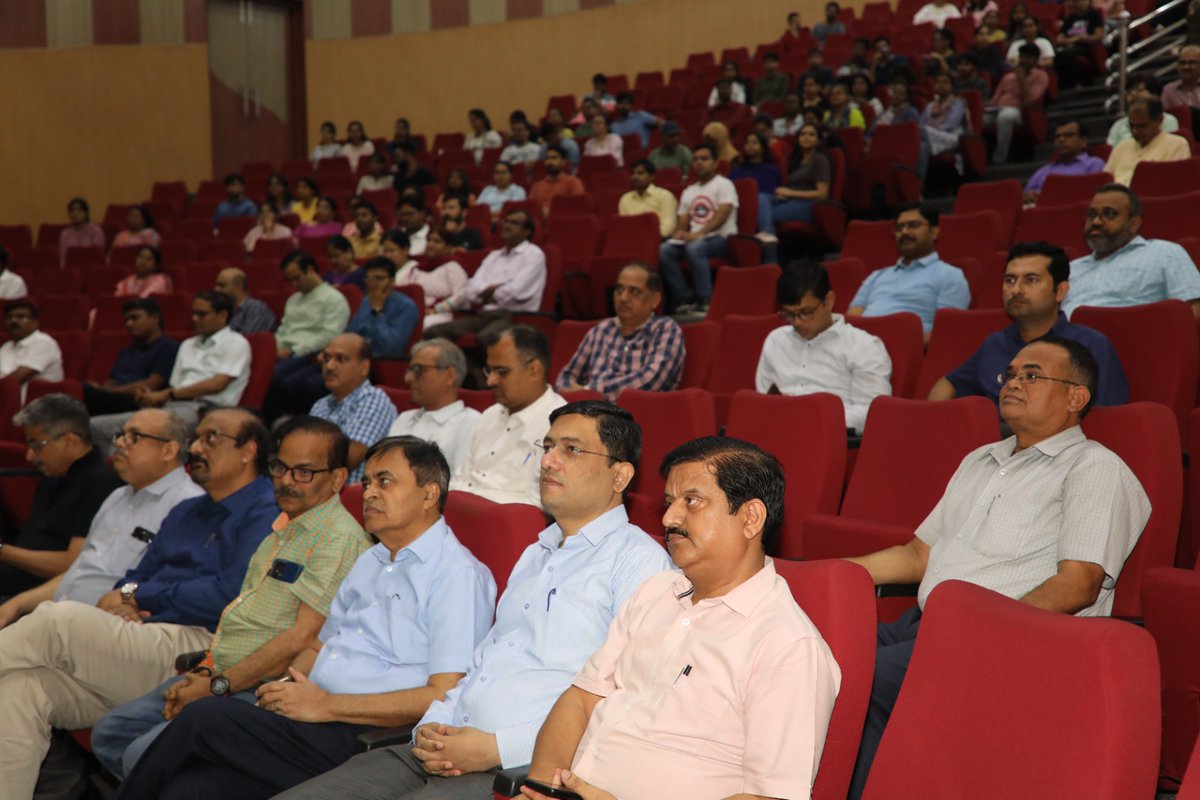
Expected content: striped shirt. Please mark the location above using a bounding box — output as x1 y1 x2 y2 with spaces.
1064 236 1200 318
230 297 276 335
554 316 685 402
310 382 398 483
916 425 1151 615
209 495 369 674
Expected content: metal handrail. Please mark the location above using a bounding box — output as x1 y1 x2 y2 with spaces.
1105 1 1190 115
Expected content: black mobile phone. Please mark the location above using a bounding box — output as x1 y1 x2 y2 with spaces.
268 559 304 583
131 527 156 543
521 779 583 800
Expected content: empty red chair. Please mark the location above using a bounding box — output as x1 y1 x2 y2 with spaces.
36 293 90 331
825 257 870 313
63 247 105 269
1036 171 1114 207
36 225 68 249
1140 192 1200 242
1144 564 1200 791
250 238 297 262
545 215 601 270
444 490 543 595
240 331 277 411
707 265 781 323
727 391 847 559
0 225 32 251
162 219 212 243
1014 203 1088 253
548 194 596 221
549 320 598 382
199 240 246 266
1130 158 1200 198
617 388 717 520
680 320 720 389
705 314 781 424
845 313 924 399
915 308 1012 398
863 581 1160 800
544 94 577 119
858 123 922 209
841 221 898 271
953 180 1022 246
87 332 127 383
42 330 90 381
0 441 41 524
935 211 1004 264
13 247 58 272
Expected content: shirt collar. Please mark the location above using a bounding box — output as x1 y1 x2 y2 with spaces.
1087 235 1147 262
137 465 192 498
422 399 466 423
895 251 941 270
507 385 558 427
213 475 276 518
538 504 630 551
197 325 233 346
1002 313 1070 344
983 425 1086 462
794 313 846 344
670 557 779 618
328 381 372 409
370 516 450 563
272 493 342 541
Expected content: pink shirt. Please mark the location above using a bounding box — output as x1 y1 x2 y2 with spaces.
570 560 841 800
58 223 105 262
991 67 1049 108
112 229 161 249
115 273 173 298
583 134 625 167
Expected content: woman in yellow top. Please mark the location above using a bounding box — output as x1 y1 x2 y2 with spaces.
824 82 867 129
290 177 319 224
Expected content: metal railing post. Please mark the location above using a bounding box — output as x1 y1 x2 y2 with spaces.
1118 11 1131 115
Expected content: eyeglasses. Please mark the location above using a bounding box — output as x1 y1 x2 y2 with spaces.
405 363 447 378
112 429 172 447
1085 207 1123 221
483 359 535 379
778 305 822 322
25 434 63 452
534 441 616 462
894 220 928 233
187 430 242 449
996 369 1082 387
318 352 356 366
268 459 332 484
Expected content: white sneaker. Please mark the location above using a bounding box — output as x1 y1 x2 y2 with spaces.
755 232 780 244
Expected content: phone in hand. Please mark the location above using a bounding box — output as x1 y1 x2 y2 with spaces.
521 778 584 800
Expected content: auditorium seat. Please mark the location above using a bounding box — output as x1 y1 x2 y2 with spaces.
0 441 41 526
87 332 127 383
1036 171 1113 207
45 330 90 381
1014 203 1087 253
31 267 83 297
339 483 364 526
1130 158 1200 198
1140 192 1200 243
548 320 598 381
1143 565 1200 791
914 308 1011 398
0 225 33 251
1180 736 1200 800
953 180 1022 246
845 312 924 399
36 294 90 331
704 314 781 426
935 211 1005 265
444 490 543 595
825 257 870 313
840 220 897 271
707 264 781 323
679 320 720 389
241 331 277 411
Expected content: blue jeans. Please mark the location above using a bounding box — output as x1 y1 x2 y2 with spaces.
658 235 727 307
758 194 814 234
91 675 257 779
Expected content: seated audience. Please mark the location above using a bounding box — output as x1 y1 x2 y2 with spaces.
387 340 481 473
851 74 886 117
452 325 565 507
115 246 173 298
348 258 419 359
921 73 969 162
800 47 836 87
90 291 252 446
648 121 693 178
758 123 831 243
215 268 277 334
1024 120 1106 205
275 400 672 799
0 408 278 798
846 336 1151 799
868 36 909 86
872 78 922 134
731 131 784 200
707 60 751 106
583 113 625 168
986 44 1049 163
310 121 342 165
436 168 476 216
923 29 958 78
953 53 991 94
1109 73 1179 145
825 81 866 129
0 408 199 628
477 161 528 220
961 29 1005 80
611 92 661 147
112 204 160 249
799 74 829 118
439 196 484 251
1104 97 1191 185
355 153 393 195
754 52 792 104
556 263 685 401
0 300 64 400
930 241 1129 405
848 204 971 337
113 435 495 800
1162 45 1200 124
618 160 679 238
387 229 469 328
707 78 754 132
500 119 541 166
586 72 617 110
539 120 581 169
659 144 739 315
964 0 998 25
211 174 257 232
59 197 105 264
0 394 123 598
465 108 503 165
323 234 366 288
573 98 601 138
838 36 874 77
397 195 431 256
265 173 292 216
83 298 180 416
523 436 840 800
91 415 369 779
346 201 383 259
294 195 342 239
1063 184 1200 317
913 0 962 27
388 116 423 159
1006 17 1056 66
391 140 438 197
290 176 320 224
1055 0 1105 89
814 1 847 43
243 200 296 255
0 246 28 299
758 262 892 434
340 120 375 172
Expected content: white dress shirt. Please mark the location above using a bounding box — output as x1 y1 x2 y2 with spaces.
169 325 252 407
395 259 469 323
387 400 482 473
447 241 547 313
754 315 892 434
0 270 28 299
450 386 566 507
0 330 64 396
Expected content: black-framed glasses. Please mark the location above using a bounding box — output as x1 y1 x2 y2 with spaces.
268 459 332 484
405 363 448 378
483 359 535 379
894 219 928 233
113 429 172 447
26 434 64 453
187 430 242 449
778 305 822 322
1085 207 1123 221
534 441 616 462
996 370 1082 387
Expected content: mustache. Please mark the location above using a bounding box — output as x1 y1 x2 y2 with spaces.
275 485 304 499
188 454 208 469
664 526 689 539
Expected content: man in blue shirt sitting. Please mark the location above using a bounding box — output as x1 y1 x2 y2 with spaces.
83 298 181 416
211 174 258 232
928 241 1129 406
0 408 278 798
848 203 971 340
269 400 674 800
610 92 662 148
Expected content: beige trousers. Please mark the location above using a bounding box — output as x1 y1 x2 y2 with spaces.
0 600 212 800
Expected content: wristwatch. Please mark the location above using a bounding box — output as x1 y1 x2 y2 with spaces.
119 582 139 603
210 675 232 697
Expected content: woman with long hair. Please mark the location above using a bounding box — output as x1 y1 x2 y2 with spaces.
758 123 832 237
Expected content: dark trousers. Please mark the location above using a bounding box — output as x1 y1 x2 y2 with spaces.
261 357 325 423
112 696 373 800
423 310 512 388
848 606 923 800
82 384 140 417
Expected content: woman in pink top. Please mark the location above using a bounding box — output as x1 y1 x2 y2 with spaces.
58 197 106 264
583 113 625 167
295 196 343 239
115 246 173 297
111 205 160 250
243 201 296 254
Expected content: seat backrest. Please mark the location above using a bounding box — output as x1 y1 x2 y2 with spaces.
707 264 782 323
1130 159 1200 198
1080 402 1182 617
915 308 1012 398
844 396 999 526
549 320 599 382
868 123 921 166
1037 171 1114 208
617 388 717 500
845 312 924 399
1179 735 1200 800
0 440 42 525
727 391 847 559
546 215 601 262
86 332 128 383
705 315 782 394
841 221 898 271
730 177 761 236
1073 300 1198 437
444 490 543 596
680 320 720 388
37 293 90 332
45 331 90 381
339 483 365 526
241 331 277 410
774 559 876 800
953 180 1022 246
1014 203 1088 253
865 580 1160 800
539 243 563 314
1140 191 1200 242
602 212 661 262
825 257 870 313
936 210 1004 264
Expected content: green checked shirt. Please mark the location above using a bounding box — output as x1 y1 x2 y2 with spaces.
210 494 369 674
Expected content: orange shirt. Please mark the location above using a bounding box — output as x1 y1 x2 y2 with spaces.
527 174 585 217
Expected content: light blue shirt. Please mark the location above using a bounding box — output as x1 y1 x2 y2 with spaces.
538 137 581 168
611 110 659 147
309 518 496 696
1063 236 1200 318
477 183 528 214
310 382 398 484
850 251 971 331
417 506 674 767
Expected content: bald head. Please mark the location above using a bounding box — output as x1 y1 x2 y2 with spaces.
215 268 248 301
1180 45 1200 86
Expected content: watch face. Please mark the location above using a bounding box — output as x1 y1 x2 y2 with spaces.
211 677 231 696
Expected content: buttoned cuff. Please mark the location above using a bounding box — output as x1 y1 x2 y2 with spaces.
495 720 540 768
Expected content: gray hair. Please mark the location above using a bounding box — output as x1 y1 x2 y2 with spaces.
13 394 91 444
411 339 468 388
159 411 190 462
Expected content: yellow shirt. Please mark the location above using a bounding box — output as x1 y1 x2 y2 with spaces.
291 199 318 224
617 184 679 238
1104 131 1192 186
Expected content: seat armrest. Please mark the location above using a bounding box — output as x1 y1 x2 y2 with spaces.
493 766 532 797
876 583 919 598
353 723 416 754
174 650 208 673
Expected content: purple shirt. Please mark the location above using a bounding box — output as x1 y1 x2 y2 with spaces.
1024 153 1106 194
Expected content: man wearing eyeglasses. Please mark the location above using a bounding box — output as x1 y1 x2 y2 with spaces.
757 261 892 434
91 415 369 782
388 339 481 473
0 408 279 797
0 407 200 629
0 300 63 403
844 336 1150 799
308 333 398 484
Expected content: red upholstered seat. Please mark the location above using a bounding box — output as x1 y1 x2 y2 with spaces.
845 312 924 399
915 308 1011 399
444 490 544 596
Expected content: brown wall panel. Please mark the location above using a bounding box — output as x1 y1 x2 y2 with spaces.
93 0 141 45
0 0 48 48
350 0 392 36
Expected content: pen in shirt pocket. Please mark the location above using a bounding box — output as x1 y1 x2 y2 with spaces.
546 587 557 611
673 664 692 687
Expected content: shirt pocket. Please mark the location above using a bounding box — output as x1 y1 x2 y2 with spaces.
970 495 1048 561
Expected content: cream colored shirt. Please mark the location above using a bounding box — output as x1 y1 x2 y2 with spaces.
618 185 679 238
1103 130 1192 185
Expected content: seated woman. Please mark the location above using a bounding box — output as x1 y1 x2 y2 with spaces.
244 201 296 255
851 74 885 118
387 116 423 159
111 205 160 249
825 81 867 129
347 257 419 360
310 120 342 165
340 120 375 172
1006 17 1055 67
323 235 365 288
707 61 751 106
290 177 320 224
295 195 342 239
465 108 502 165
758 123 832 239
386 228 468 330
59 197 105 265
731 132 783 202
435 168 476 216
115 246 173 297
582 113 624 167
799 75 829 118
355 153 394 195
476 161 527 221
265 173 292 215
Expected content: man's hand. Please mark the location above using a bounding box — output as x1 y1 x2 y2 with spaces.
110 604 150 624
276 347 293 360
479 284 503 303
137 389 170 408
255 667 332 723
412 723 500 777
96 589 125 613
521 769 616 800
162 673 213 720
1022 191 1039 205
677 231 698 243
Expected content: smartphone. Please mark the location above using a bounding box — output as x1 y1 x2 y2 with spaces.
131 527 156 544
268 559 304 583
521 779 583 800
